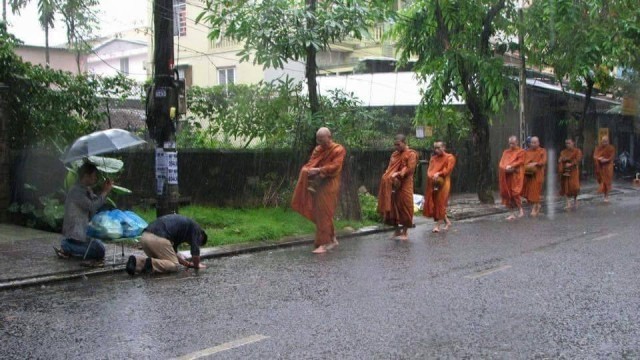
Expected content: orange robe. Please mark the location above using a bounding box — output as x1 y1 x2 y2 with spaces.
558 148 582 197
423 152 455 221
593 144 615 195
291 142 346 248
522 147 547 204
377 149 418 228
498 147 525 208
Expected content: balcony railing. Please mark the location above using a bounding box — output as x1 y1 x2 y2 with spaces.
211 36 242 49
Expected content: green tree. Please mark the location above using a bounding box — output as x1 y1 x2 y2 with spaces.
391 0 517 203
10 0 57 65
59 0 99 73
196 0 386 115
525 0 640 150
10 0 100 69
1 23 136 149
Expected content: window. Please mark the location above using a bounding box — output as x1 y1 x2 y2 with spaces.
173 0 186 37
120 57 129 75
218 67 236 85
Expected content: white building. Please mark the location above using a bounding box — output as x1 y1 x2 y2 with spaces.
87 39 148 83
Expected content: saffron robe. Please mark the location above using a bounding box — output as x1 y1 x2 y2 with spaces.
423 152 455 221
377 148 418 228
522 147 547 203
593 144 615 195
558 147 582 197
499 147 525 208
291 142 346 247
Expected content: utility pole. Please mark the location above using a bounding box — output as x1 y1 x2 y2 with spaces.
518 0 527 148
147 0 181 217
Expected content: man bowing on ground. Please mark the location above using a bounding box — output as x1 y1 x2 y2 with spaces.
593 136 615 203
499 136 525 220
377 134 419 240
291 127 346 254
522 136 547 216
423 141 455 233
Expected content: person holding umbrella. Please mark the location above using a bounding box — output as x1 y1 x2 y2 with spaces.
54 162 113 266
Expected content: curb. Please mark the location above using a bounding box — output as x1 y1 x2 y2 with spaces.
0 225 393 291
0 188 627 291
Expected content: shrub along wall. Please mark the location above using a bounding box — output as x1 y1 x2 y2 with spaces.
10 147 478 209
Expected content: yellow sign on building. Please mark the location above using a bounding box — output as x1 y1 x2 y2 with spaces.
598 128 610 144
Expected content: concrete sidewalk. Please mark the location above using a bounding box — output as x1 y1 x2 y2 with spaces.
0 180 635 290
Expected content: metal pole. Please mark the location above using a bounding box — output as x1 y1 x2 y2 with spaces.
151 0 179 217
518 2 527 147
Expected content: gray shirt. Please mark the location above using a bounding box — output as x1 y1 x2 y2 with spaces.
62 183 106 242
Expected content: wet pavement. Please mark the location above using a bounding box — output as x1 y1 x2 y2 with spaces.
1 182 639 358
0 180 630 290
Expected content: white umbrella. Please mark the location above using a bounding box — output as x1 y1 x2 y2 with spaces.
61 129 146 164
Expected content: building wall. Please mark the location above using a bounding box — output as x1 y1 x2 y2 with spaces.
15 46 85 73
87 52 147 82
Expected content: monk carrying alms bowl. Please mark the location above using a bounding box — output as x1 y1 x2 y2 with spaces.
433 176 445 192
525 164 536 176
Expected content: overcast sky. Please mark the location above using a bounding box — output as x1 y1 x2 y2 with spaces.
6 0 148 46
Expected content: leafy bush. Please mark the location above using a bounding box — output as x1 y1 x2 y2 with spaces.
359 191 382 223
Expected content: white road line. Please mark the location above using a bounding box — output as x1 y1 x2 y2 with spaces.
465 265 512 279
176 334 269 360
591 233 619 242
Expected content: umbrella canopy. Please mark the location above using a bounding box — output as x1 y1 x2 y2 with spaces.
61 129 146 164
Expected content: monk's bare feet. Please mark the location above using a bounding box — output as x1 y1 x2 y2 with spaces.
517 209 524 218
312 245 327 254
604 196 610 203
506 214 516 221
325 238 339 250
444 218 452 231
432 227 440 233
396 234 409 241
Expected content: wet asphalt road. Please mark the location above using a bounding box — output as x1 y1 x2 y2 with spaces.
1 192 640 359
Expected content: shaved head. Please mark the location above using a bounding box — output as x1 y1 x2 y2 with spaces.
316 127 331 137
601 136 609 145
530 136 540 148
508 136 518 149
316 127 333 147
393 134 407 152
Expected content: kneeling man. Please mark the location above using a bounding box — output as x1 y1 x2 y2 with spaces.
126 214 207 275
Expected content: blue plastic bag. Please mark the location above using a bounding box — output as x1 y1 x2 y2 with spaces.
122 210 148 238
87 211 124 239
87 210 148 239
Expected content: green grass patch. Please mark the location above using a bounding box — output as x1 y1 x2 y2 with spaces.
134 206 377 247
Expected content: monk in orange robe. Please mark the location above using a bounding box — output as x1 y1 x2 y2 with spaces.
443 144 457 229
377 134 419 240
423 141 455 233
593 136 615 202
291 127 346 254
499 136 525 220
558 138 583 210
522 136 547 217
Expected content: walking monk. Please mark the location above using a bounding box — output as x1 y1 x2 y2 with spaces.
522 136 547 216
291 127 346 254
423 141 455 233
593 136 615 202
558 138 583 210
377 134 419 240
499 136 525 220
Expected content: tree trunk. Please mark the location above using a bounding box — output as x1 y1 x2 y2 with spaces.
339 153 362 221
470 109 494 204
44 26 50 66
2 0 6 23
305 0 320 115
576 76 594 150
